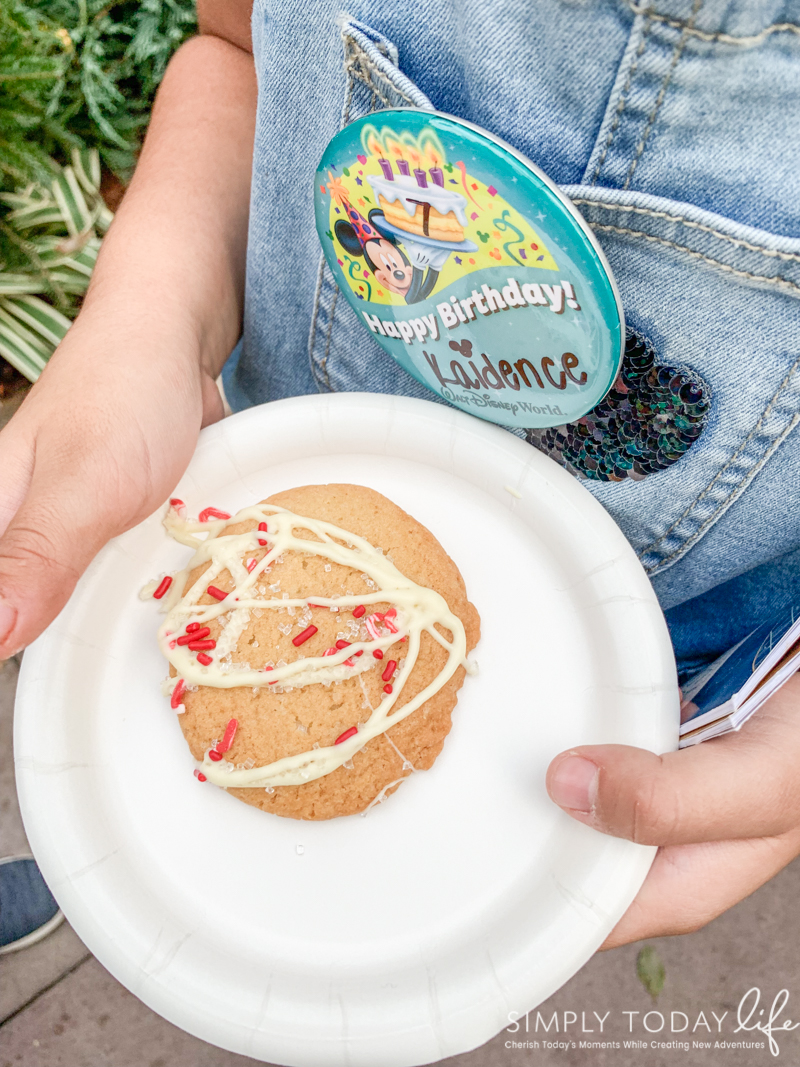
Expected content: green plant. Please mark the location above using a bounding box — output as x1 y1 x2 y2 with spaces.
2 1 197 185
0 147 111 380
0 4 66 192
636 944 666 1002
35 0 198 179
0 1 196 382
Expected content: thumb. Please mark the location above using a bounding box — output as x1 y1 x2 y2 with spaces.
546 683 800 845
0 466 138 659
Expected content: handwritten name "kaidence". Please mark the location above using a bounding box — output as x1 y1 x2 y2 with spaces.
423 338 587 394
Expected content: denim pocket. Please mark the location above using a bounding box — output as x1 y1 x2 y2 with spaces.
562 187 800 580
310 18 800 591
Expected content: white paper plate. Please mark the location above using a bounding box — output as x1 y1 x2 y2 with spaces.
15 393 677 1066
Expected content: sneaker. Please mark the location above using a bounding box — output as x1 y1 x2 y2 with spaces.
0 855 64 955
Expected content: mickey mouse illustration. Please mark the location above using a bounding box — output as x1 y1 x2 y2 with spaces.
334 206 439 305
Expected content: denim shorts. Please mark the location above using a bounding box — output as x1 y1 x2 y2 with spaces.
224 0 800 676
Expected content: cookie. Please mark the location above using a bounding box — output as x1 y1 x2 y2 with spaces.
155 485 480 820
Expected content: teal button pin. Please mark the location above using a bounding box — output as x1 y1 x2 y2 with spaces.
315 110 624 430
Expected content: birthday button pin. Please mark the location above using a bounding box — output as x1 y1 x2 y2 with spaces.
314 110 624 430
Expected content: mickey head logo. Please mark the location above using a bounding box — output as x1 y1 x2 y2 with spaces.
448 338 474 359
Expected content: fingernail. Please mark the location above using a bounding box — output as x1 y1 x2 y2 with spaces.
0 600 18 650
549 755 598 814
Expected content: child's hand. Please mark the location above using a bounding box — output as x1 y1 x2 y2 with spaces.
546 672 800 947
0 315 223 659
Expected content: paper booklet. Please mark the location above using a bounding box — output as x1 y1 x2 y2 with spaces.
679 605 800 748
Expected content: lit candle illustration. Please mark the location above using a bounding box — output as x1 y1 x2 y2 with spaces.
429 167 444 187
414 168 428 188
378 159 394 180
397 159 410 176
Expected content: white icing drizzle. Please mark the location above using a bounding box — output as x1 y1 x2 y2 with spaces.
357 672 374 712
361 777 411 816
155 503 469 790
366 174 469 226
382 732 417 773
139 579 160 600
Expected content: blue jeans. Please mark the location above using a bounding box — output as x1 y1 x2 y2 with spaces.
224 0 800 677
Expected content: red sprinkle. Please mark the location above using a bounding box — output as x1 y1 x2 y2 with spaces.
257 521 268 546
383 684 393 694
335 726 358 745
196 652 213 666
246 558 257 573
344 657 355 667
264 665 277 683
208 750 223 762
384 607 397 618
199 507 231 523
292 625 318 647
372 649 384 660
194 770 207 782
381 659 397 682
355 650 363 657
188 638 216 651
323 647 337 657
169 498 184 509
335 639 350 650
168 640 176 650
309 603 327 609
206 585 227 601
218 719 238 753
153 576 172 600
177 627 210 645
170 679 186 709
186 622 201 633
352 605 366 618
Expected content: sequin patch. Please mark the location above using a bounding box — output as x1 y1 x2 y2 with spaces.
526 331 710 482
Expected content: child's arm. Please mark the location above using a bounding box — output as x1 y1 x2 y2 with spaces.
0 8 256 657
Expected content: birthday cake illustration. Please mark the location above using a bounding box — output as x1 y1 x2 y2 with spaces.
367 162 469 242
318 121 557 307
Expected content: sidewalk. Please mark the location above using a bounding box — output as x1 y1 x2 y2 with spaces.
2 654 799 1067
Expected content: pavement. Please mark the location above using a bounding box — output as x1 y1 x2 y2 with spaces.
2 654 800 1067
